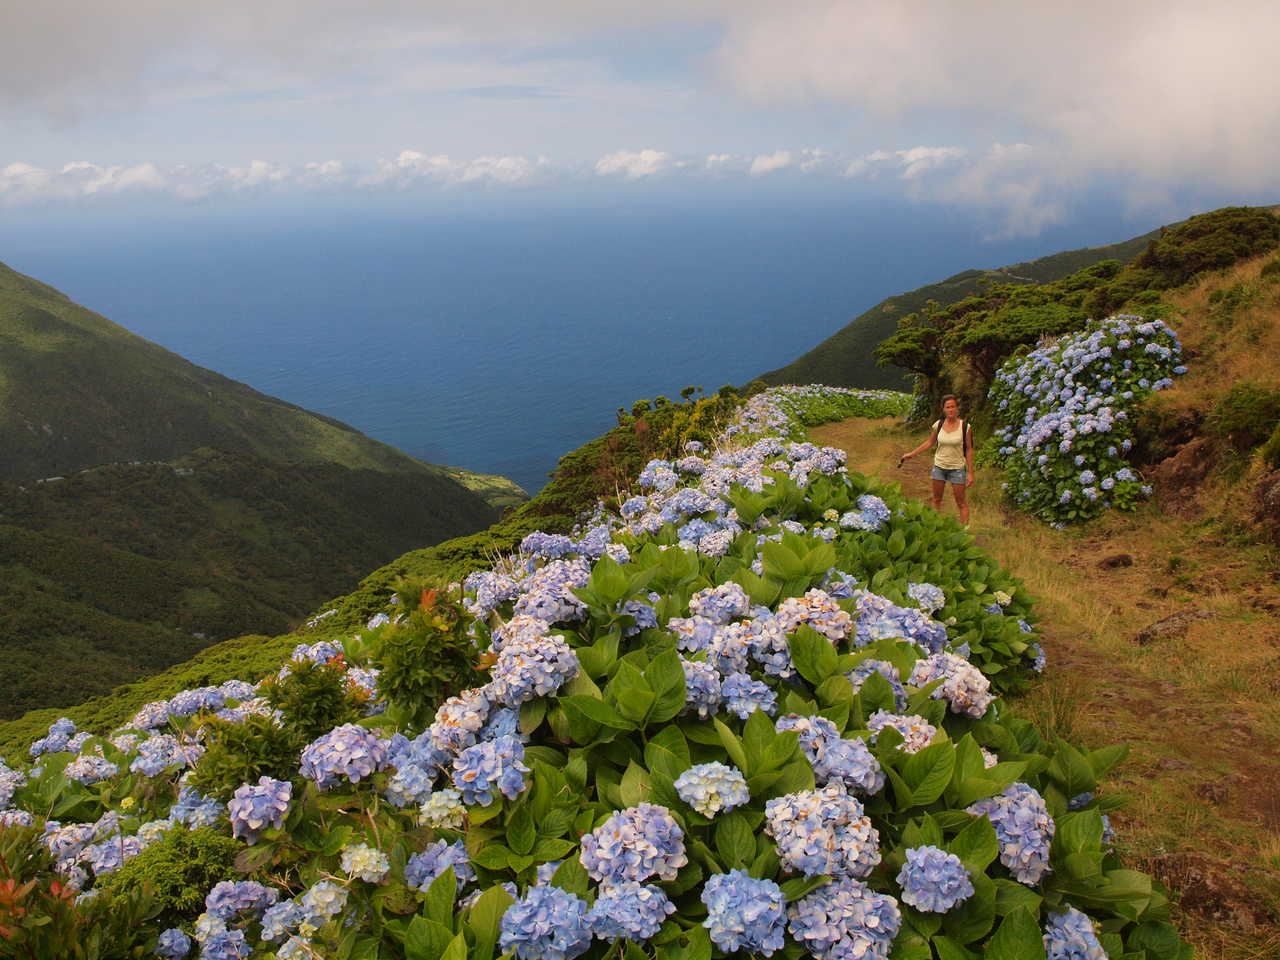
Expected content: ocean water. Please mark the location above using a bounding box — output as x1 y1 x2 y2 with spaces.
1 189 1147 493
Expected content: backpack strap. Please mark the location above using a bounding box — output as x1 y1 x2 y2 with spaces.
960 419 968 457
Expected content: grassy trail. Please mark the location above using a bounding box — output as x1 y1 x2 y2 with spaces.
811 417 1280 960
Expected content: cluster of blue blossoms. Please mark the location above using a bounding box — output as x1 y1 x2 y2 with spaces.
986 314 1186 524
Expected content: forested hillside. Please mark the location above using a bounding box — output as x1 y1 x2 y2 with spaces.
0 261 523 717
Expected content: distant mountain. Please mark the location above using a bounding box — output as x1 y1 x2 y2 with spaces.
0 259 525 717
754 226 1163 389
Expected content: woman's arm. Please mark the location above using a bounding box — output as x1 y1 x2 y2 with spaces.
900 426 939 463
965 424 976 486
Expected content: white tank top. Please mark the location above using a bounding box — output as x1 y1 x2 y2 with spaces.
932 419 967 470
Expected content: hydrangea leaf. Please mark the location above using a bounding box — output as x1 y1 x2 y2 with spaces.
424 865 457 927
714 812 756 869
939 873 996 944
620 762 655 807
645 725 691 780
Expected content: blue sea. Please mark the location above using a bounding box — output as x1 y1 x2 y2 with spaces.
1 187 1157 493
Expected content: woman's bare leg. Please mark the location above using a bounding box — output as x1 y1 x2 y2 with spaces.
931 479 946 512
951 482 969 525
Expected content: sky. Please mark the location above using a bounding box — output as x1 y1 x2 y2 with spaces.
2 0 1279 238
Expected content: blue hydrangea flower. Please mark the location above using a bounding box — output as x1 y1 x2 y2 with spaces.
299 880 348 923
383 760 438 808
405 839 475 892
689 582 751 625
260 900 305 943
204 880 278 919
64 755 118 785
579 803 688 885
451 735 530 805
227 777 291 842
896 845 975 912
1044 906 1108 959
587 882 675 941
155 928 192 959
499 885 594 960
487 633 580 706
681 659 722 718
967 782 1055 884
764 784 880 877
169 787 225 829
787 878 901 960
720 673 777 718
701 870 786 955
674 762 750 817
299 724 390 789
417 788 466 829
867 711 937 754
909 651 994 718
907 582 946 613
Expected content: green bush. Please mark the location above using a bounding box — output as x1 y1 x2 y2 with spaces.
262 658 363 742
188 714 304 803
1261 422 1280 470
1206 382 1280 450
97 827 241 926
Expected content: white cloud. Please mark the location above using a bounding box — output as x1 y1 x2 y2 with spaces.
749 150 793 176
594 149 673 179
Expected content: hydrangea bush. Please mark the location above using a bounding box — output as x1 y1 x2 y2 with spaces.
0 385 1190 959
983 315 1187 524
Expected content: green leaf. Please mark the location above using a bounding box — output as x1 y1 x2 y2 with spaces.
985 907 1047 960
790 625 838 686
471 844 512 871
931 938 979 960
948 815 999 874
560 694 633 730
621 761 655 807
779 875 831 901
320 824 354 856
550 857 591 897
714 812 757 869
666 925 712 960
902 742 956 806
940 874 995 944
441 932 468 960
741 708 775 771
405 916 454 960
577 630 620 679
507 805 536 856
858 670 897 715
1047 740 1096 798
645 648 688 724
713 718 750 773
761 542 808 580
424 866 458 926
519 698 547 736
532 838 576 861
616 684 658 724
992 879 1042 916
645 725 691 780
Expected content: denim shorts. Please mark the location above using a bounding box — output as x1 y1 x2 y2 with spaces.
931 466 967 484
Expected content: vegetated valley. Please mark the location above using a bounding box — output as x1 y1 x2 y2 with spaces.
0 259 524 718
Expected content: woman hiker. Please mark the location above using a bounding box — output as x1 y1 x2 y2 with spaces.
899 395 975 526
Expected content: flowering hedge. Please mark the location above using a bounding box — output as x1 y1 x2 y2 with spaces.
0 386 1189 960
982 315 1187 525
730 386 913 441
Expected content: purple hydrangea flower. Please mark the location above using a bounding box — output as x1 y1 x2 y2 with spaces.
787 878 901 960
227 777 292 842
967 782 1055 885
405 839 475 892
499 885 594 960
896 845 975 912
299 724 390 789
1044 906 1108 959
204 880 279 919
451 735 529 805
764 784 880 878
579 803 688 885
701 870 786 955
720 673 777 718
155 927 192 958
682 659 722 718
587 882 675 941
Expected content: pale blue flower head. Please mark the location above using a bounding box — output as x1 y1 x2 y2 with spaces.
701 870 786 955
896 845 974 912
499 885 594 960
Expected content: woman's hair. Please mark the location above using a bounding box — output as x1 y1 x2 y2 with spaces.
940 394 960 408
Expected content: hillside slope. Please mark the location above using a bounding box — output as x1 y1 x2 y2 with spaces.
0 260 524 717
755 225 1161 389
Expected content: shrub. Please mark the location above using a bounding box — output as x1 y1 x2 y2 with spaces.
1206 382 1280 450
982 315 1187 524
261 658 363 742
188 714 303 803
97 827 240 925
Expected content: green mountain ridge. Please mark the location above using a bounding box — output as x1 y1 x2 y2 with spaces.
755 224 1165 389
0 259 527 718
